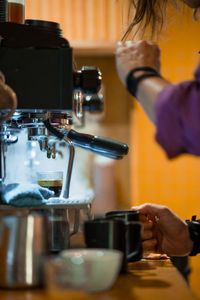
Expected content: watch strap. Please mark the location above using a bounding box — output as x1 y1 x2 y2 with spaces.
126 66 161 98
186 216 200 256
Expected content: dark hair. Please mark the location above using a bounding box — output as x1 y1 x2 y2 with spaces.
122 1 200 40
122 0 171 40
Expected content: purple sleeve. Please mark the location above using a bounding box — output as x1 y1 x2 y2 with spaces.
155 64 200 159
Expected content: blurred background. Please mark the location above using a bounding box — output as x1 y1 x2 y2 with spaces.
25 0 200 297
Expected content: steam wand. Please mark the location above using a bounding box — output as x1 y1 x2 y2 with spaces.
60 137 74 199
44 118 74 199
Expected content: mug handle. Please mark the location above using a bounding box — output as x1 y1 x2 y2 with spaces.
126 221 143 262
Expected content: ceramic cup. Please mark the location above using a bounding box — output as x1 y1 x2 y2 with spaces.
105 209 142 262
83 218 142 273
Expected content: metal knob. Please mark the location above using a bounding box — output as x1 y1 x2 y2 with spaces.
73 66 102 94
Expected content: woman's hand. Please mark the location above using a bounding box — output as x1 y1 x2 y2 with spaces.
115 40 170 123
138 213 157 255
133 203 194 256
115 40 161 85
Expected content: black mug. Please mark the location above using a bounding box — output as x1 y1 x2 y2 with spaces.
105 209 139 222
83 218 142 273
105 209 142 262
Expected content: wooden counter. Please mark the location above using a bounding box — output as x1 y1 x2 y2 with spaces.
0 259 196 300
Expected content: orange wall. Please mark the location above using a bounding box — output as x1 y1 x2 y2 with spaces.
130 7 200 297
131 7 200 217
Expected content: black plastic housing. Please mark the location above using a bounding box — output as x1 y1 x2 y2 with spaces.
0 21 73 110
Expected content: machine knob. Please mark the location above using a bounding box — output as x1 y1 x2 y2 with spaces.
83 94 103 112
73 66 102 94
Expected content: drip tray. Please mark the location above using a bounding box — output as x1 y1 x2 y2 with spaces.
0 202 91 210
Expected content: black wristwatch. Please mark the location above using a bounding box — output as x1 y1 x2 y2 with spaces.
186 216 200 256
126 66 162 98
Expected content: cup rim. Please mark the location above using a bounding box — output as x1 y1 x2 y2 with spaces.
60 248 123 260
36 171 63 176
84 218 124 224
105 210 139 216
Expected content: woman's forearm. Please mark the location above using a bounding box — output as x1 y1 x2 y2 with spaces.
136 76 171 123
115 40 171 123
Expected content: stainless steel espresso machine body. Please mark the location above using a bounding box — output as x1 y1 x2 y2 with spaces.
0 20 128 258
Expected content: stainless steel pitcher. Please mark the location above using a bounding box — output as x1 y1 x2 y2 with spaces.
0 213 49 288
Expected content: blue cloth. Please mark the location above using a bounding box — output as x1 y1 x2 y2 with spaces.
2 183 54 207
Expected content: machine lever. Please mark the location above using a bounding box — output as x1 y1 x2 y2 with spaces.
66 129 129 159
44 119 129 160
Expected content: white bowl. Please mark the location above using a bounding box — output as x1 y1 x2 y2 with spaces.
59 248 123 293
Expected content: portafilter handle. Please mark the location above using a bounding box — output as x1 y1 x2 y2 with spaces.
66 129 129 160
44 119 129 160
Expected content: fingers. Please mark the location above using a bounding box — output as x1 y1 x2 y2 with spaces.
132 203 170 218
142 229 154 240
137 212 154 237
139 213 148 222
137 212 154 229
142 238 157 252
139 214 153 228
116 40 159 51
115 40 160 71
139 214 154 241
142 220 153 231
116 40 137 55
131 208 158 252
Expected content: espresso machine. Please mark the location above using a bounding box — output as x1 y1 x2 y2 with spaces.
0 20 129 253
